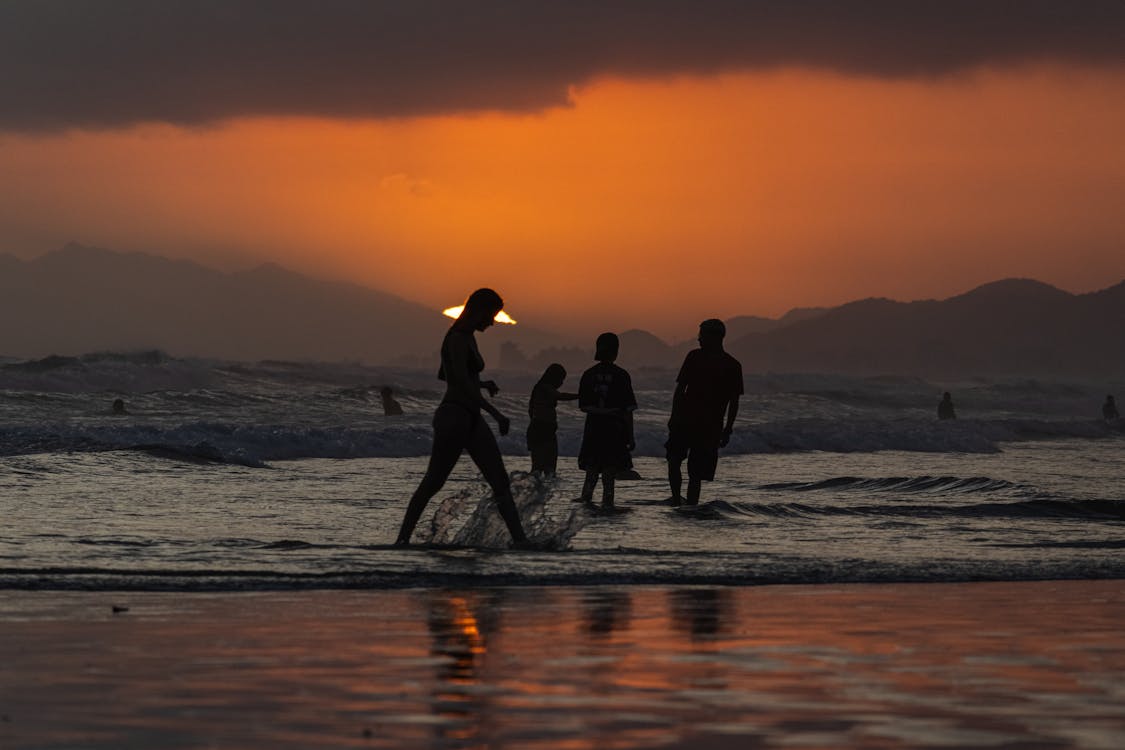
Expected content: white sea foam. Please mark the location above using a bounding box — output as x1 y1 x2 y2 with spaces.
2 443 1124 590
2 416 1121 463
422 472 586 550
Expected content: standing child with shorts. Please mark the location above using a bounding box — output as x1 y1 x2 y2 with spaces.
526 363 578 476
577 333 637 509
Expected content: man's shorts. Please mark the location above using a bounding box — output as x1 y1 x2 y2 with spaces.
665 427 720 481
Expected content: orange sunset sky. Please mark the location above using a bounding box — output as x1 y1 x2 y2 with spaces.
2 2 1124 338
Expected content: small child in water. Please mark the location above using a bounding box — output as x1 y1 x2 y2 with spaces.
577 333 637 508
526 363 578 476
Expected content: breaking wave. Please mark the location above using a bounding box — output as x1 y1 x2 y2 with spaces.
1 351 1121 461
678 497 1125 522
1 418 1120 463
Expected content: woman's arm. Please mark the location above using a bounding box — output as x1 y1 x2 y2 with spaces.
545 385 578 402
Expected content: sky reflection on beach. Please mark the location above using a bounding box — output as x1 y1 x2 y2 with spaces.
1 581 1124 749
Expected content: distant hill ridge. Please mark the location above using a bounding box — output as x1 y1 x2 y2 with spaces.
0 244 574 365
2 245 1122 376
724 277 1125 377
503 278 1125 377
0 243 457 363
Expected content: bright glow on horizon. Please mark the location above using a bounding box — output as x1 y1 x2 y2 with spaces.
4 68 1125 337
442 305 517 325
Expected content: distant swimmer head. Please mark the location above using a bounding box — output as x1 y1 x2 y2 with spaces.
595 332 619 362
942 392 952 400
542 363 567 388
380 386 394 398
699 318 726 349
460 288 505 331
111 398 127 415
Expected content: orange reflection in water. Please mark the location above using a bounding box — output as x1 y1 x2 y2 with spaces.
2 582 1124 749
448 596 486 656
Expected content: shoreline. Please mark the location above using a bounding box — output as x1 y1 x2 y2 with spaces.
4 573 1125 593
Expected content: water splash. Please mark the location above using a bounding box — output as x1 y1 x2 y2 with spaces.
422 471 586 550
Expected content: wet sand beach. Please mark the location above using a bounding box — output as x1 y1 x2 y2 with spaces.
2 580 1123 749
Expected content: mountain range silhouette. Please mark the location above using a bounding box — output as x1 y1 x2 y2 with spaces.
2 244 1121 377
726 278 1124 377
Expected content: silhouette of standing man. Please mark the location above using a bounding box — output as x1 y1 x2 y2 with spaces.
666 319 743 506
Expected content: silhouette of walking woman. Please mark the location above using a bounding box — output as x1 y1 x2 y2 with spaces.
395 288 529 547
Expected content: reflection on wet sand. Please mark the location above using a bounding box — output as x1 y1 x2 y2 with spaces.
583 588 632 640
669 587 731 642
426 592 499 748
1 582 1123 749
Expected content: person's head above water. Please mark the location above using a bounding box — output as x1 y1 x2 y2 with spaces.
942 392 952 400
111 398 126 414
457 288 504 331
698 318 726 351
541 363 567 388
380 386 394 399
595 332 619 362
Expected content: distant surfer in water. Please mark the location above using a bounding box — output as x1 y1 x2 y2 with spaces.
666 319 743 506
1104 394 1120 421
395 288 530 547
576 333 637 509
938 392 957 420
526 363 578 476
380 386 404 416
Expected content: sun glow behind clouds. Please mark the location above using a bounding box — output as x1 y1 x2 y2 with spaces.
4 67 1125 337
441 306 517 325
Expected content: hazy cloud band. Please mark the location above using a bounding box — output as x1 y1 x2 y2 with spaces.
3 0 1125 131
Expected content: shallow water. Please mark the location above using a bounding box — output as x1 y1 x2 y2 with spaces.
2 440 1123 590
3 356 1124 748
1 582 1123 749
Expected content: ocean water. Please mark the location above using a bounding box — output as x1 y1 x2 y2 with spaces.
2 352 1123 590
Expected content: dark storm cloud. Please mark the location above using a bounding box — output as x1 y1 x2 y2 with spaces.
3 0 1125 131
